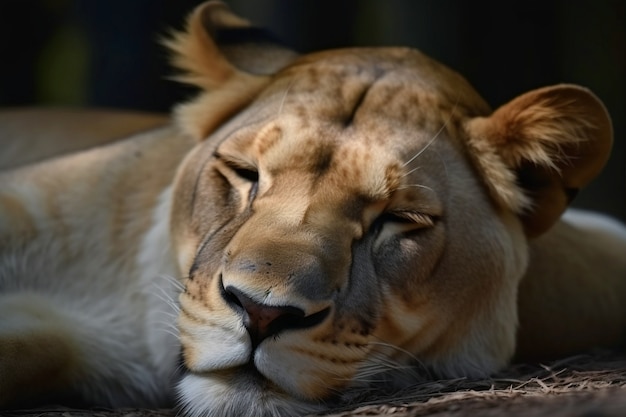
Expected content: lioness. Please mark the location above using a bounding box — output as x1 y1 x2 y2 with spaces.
1 2 625 417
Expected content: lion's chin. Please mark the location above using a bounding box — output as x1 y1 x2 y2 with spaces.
177 367 324 417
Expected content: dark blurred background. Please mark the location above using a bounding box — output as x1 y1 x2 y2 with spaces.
0 0 624 220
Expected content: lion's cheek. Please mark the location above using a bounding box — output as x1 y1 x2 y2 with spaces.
174 237 199 276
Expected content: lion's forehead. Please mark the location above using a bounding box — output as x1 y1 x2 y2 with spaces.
271 66 450 135
224 117 404 203
263 47 490 129
215 48 482 208
240 49 486 171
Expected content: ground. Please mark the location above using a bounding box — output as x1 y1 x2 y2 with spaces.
5 351 626 417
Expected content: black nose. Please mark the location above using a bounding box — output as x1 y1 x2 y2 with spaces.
223 285 329 348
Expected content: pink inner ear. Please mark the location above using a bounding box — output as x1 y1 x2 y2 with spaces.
464 84 613 238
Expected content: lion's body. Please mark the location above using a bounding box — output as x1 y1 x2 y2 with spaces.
518 211 626 360
0 108 168 170
0 126 191 406
1 2 625 417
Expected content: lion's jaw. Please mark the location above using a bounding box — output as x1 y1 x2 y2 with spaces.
169 48 528 417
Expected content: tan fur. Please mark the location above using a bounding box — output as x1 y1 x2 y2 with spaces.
465 86 613 236
1 2 625 416
0 294 83 406
0 108 168 170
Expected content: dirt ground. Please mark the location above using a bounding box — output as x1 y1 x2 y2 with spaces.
5 350 626 417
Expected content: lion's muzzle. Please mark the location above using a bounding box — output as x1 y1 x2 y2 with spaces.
221 282 330 348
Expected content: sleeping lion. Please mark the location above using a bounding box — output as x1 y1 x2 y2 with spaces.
1 2 625 416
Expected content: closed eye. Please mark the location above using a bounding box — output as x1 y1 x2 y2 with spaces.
232 166 259 184
370 209 438 251
374 210 436 233
231 166 259 202
214 152 259 202
384 210 435 227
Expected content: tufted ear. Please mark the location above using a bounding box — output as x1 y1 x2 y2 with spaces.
165 1 299 139
464 85 613 237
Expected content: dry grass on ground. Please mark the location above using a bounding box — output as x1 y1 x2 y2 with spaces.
5 350 626 417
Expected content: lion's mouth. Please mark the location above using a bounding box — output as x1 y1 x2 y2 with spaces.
180 351 293 399
186 362 271 385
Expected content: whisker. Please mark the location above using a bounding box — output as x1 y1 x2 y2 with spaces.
151 285 181 314
401 131 440 168
156 310 180 321
401 165 421 178
363 340 433 381
367 340 422 364
396 183 434 193
152 281 180 300
156 273 186 290
354 362 399 381
277 81 294 116
357 356 415 379
401 95 460 169
155 275 186 291
158 325 180 340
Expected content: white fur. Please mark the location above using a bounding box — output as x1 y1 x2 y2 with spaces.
563 208 626 241
0 185 180 406
135 186 182 386
178 372 322 417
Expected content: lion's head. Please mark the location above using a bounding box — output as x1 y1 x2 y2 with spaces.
165 2 612 416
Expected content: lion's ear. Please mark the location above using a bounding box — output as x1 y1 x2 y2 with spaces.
464 85 613 237
165 1 299 139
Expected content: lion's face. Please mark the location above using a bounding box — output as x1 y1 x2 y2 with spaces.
170 48 526 416
166 3 612 416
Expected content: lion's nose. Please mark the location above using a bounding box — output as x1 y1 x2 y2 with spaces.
223 285 329 348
